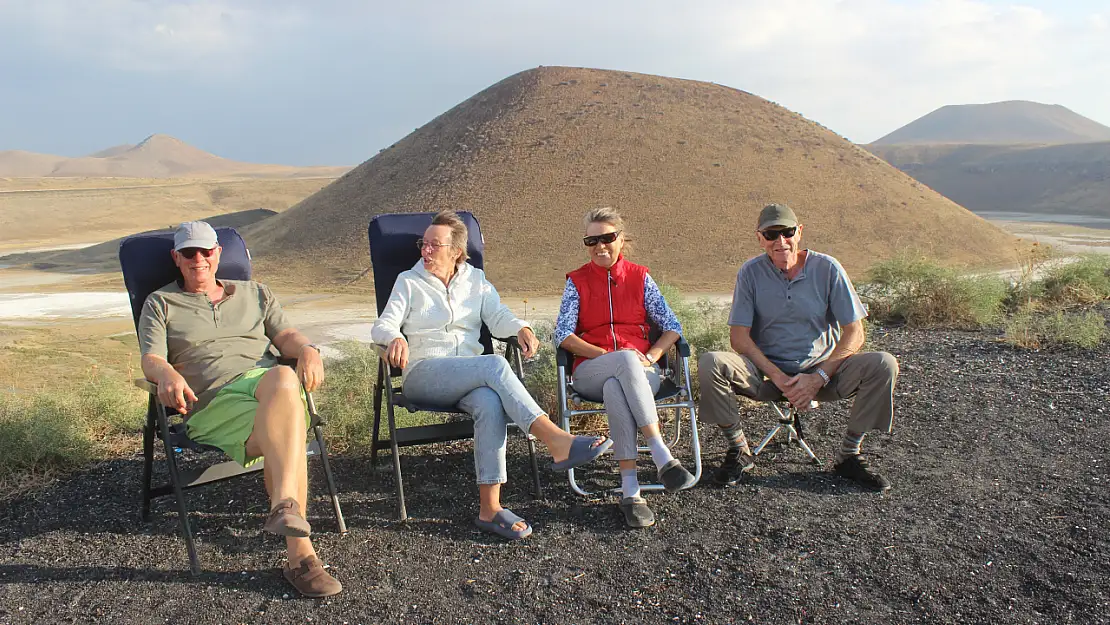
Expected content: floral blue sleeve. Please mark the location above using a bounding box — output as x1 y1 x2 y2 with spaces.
644 274 683 334
553 279 580 347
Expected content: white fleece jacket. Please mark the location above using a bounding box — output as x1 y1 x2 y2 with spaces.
370 260 529 380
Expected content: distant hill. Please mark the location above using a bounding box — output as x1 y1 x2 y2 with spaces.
872 101 1110 145
87 144 134 158
243 66 1016 292
867 142 1110 217
0 134 349 178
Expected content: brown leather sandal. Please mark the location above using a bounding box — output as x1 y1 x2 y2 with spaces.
263 498 311 537
283 556 342 598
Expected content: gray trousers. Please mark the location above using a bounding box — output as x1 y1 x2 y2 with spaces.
697 351 898 434
404 354 544 485
571 350 661 461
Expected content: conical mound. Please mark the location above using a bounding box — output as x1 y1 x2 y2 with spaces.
246 66 1017 292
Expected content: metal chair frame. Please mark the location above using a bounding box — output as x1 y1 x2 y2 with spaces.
752 401 823 466
556 339 702 496
370 339 542 521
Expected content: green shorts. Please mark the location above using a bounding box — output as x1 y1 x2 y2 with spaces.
185 367 309 468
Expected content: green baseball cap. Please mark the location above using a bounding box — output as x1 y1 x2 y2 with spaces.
757 203 798 231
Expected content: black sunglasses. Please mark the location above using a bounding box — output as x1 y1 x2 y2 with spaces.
583 231 621 247
759 227 797 241
177 247 218 259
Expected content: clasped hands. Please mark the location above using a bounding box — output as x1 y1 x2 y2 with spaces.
772 371 825 412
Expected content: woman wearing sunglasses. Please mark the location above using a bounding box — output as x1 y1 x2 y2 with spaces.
554 207 696 528
371 210 612 541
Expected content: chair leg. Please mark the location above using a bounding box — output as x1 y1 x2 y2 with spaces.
527 435 543 500
313 425 347 534
155 407 200 575
371 367 384 468
141 406 155 522
385 395 407 521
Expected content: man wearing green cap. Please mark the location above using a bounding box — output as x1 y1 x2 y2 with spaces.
697 204 899 491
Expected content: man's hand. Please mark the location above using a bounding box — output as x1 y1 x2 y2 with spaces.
780 373 824 411
386 337 409 369
517 327 540 359
297 344 325 393
157 371 198 415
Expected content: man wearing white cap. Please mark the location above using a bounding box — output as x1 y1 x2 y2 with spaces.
137 221 341 597
698 204 899 491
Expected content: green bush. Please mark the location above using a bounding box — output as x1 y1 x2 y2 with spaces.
1004 309 1108 349
0 373 144 480
1041 255 1110 306
657 282 731 355
314 341 447 453
861 256 1007 327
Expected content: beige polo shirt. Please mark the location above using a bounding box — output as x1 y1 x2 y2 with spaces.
138 280 293 410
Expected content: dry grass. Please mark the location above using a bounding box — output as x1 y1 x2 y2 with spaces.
243 66 1018 294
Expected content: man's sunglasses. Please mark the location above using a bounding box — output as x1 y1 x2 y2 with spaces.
176 247 218 259
759 227 797 241
583 231 621 247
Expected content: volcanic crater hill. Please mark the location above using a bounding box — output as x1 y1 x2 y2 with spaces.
871 101 1110 146
244 66 1017 292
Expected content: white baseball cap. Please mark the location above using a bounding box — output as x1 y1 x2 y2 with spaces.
173 221 219 251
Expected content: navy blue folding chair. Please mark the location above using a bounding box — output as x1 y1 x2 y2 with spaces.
120 227 346 575
368 211 541 521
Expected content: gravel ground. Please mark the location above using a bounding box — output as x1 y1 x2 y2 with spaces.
2 323 1109 624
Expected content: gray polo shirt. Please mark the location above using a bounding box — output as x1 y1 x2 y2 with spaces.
728 251 867 374
138 279 292 410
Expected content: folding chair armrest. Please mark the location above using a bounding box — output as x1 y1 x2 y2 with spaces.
556 346 573 368
277 356 299 368
493 335 520 347
134 378 157 395
373 342 405 378
674 336 691 358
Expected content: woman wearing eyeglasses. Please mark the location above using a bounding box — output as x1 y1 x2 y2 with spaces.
371 210 612 541
554 207 695 528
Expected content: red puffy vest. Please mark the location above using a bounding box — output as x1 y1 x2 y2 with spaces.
567 256 651 370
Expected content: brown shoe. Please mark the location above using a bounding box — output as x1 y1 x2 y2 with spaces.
263 498 311 537
283 556 342 598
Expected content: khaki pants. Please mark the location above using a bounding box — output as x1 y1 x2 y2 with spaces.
697 351 898 434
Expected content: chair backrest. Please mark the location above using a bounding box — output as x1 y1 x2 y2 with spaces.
367 211 492 355
119 228 251 328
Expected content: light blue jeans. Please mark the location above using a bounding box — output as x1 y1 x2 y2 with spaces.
571 350 661 461
403 354 545 485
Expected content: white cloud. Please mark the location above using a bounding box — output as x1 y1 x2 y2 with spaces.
0 0 303 72
1 0 1108 150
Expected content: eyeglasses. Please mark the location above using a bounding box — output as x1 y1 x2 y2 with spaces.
759 227 797 241
417 238 452 252
176 247 218 259
583 231 621 247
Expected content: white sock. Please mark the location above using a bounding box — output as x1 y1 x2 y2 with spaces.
621 469 641 498
646 435 674 469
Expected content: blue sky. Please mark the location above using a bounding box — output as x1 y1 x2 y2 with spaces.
1 0 1107 166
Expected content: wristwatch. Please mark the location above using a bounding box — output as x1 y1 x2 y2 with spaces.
303 343 322 355
815 367 831 386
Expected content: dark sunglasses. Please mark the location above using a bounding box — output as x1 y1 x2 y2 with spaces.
583 231 621 247
177 247 218 259
759 227 797 241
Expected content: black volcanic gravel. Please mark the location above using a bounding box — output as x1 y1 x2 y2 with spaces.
2 323 1109 624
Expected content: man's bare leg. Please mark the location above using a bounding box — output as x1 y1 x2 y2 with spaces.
245 366 314 563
